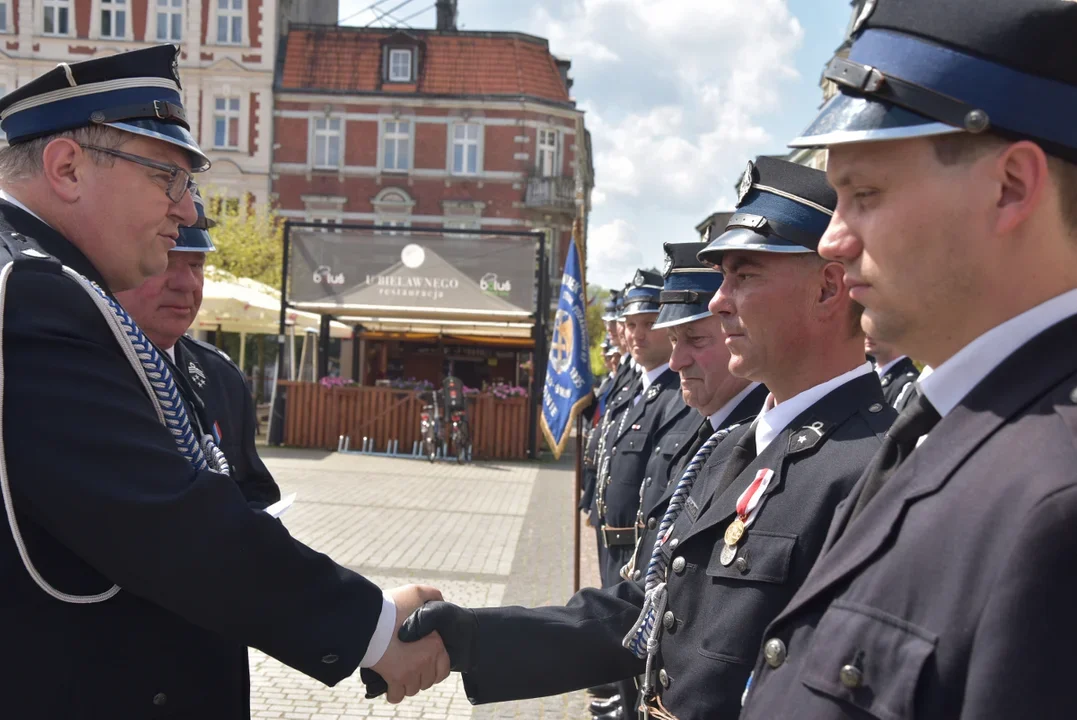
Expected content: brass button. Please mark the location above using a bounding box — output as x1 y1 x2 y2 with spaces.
669 538 680 551
763 638 786 669
734 556 750 574
647 517 657 530
868 402 883 413
663 611 675 630
152 693 168 706
658 668 670 688
672 556 686 574
839 664 863 688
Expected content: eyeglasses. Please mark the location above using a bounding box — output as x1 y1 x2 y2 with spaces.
79 144 196 204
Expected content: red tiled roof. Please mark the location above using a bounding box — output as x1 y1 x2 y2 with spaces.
279 27 572 105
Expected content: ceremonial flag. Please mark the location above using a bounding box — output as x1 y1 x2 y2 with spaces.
540 239 594 459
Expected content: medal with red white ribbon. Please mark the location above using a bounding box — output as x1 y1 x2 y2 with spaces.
720 468 775 566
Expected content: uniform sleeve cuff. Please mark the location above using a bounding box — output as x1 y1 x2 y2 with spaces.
359 592 397 668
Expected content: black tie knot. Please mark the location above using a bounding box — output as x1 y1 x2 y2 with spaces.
697 419 714 444
888 390 941 448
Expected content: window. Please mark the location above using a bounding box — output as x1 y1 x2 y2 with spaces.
156 0 183 41
43 0 71 36
451 123 480 175
382 119 411 172
213 97 241 149
374 217 410 236
0 3 8 32
0 85 6 138
372 188 414 235
100 0 127 39
387 49 413 82
537 128 561 177
216 0 243 45
312 117 342 169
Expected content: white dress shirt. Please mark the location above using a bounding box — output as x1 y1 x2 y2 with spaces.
635 362 670 405
919 289 1077 418
754 363 874 455
710 382 763 431
875 355 909 378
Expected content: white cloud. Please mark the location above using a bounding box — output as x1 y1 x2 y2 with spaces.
587 219 644 287
530 0 806 284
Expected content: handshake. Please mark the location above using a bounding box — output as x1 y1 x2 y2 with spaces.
365 585 477 703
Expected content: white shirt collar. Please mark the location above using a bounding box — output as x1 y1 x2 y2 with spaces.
163 345 176 362
919 289 1077 417
755 362 874 455
0 189 48 226
640 362 670 393
710 382 762 431
875 355 908 378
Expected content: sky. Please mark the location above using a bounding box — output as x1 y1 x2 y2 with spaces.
338 0 854 288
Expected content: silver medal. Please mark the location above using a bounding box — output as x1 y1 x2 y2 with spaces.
720 542 737 566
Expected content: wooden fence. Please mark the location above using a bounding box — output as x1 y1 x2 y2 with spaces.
278 381 531 460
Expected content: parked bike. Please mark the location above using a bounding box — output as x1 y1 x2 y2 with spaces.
442 376 471 464
419 389 443 463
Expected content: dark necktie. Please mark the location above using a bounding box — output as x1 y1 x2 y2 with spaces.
713 422 758 499
846 389 941 523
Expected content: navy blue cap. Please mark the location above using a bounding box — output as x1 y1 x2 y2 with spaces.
698 157 837 266
615 283 629 322
172 189 216 252
602 290 621 322
654 242 723 330
791 0 1077 162
0 45 210 171
622 269 663 317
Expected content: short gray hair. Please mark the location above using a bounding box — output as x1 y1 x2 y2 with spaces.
0 124 128 184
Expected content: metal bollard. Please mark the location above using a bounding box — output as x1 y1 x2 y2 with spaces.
337 435 345 452
363 437 370 453
343 436 351 452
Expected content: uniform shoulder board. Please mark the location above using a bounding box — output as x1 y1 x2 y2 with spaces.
0 231 61 274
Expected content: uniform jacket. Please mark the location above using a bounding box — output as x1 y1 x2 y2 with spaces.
599 367 682 584
175 336 281 509
631 384 769 578
879 356 918 408
741 316 1077 720
580 372 618 519
0 202 382 719
587 368 639 520
457 371 894 720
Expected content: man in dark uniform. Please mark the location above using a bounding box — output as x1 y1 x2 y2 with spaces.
626 241 768 586
741 3 1077 718
580 296 625 525
596 269 681 592
378 158 894 720
0 47 446 717
865 333 917 408
115 190 281 509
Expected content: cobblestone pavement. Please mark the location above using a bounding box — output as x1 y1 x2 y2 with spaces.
249 448 602 720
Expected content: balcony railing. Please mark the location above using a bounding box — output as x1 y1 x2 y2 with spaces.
524 175 576 213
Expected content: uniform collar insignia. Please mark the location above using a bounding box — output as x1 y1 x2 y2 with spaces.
788 420 827 453
646 385 659 401
187 360 207 388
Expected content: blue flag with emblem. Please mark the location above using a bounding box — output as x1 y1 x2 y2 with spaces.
540 240 593 459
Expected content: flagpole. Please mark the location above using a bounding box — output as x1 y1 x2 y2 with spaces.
572 132 586 594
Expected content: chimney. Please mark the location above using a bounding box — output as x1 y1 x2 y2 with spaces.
436 0 458 31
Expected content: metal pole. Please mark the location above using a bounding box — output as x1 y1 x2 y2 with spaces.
528 230 548 460
574 414 583 593
269 221 292 446
318 314 331 380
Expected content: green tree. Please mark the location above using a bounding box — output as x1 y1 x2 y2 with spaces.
586 284 610 378
202 188 284 288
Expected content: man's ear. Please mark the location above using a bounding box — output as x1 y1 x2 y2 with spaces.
994 140 1050 236
41 138 85 203
817 260 846 314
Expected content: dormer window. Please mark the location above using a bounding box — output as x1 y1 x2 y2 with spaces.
387 48 413 82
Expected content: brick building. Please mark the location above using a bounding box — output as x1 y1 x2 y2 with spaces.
0 0 287 203
272 9 593 284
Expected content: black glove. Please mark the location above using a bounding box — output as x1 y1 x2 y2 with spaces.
361 600 480 699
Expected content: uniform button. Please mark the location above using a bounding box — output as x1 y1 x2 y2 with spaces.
669 538 680 551
658 668 670 688
663 611 675 630
868 402 883 413
152 693 168 706
654 447 660 454
839 664 863 688
321 653 339 664
734 556 750 574
1070 386 1077 404
647 517 657 530
763 638 787 669
672 556 686 574
645 476 653 487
